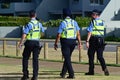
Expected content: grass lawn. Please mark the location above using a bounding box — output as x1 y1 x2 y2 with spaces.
0 45 117 64
0 64 120 80
0 45 120 80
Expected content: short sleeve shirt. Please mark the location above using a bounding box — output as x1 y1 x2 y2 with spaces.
87 18 104 32
23 18 44 34
58 17 80 39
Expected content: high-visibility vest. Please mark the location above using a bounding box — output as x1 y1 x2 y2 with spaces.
61 19 76 38
92 20 104 36
26 20 41 40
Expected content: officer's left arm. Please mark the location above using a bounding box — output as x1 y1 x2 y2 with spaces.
39 23 45 38
75 21 82 48
76 31 82 48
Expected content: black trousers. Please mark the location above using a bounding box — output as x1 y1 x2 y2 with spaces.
22 40 40 77
87 36 107 73
60 38 76 77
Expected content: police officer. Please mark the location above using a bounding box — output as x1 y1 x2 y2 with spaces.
54 8 82 79
19 10 44 80
85 9 109 76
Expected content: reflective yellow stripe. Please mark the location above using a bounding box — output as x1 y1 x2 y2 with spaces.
61 19 76 38
92 20 104 36
26 20 40 40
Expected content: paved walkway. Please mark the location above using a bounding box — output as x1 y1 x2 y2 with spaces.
0 57 120 80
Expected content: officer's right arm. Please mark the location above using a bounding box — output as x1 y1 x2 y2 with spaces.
54 22 64 50
54 33 61 50
18 24 30 48
39 23 45 38
86 32 91 48
19 34 27 49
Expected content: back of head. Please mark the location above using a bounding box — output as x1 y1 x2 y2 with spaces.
29 10 36 18
63 8 71 18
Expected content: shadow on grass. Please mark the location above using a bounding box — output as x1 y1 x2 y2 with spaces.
0 72 61 80
0 71 85 79
0 77 62 80
0 73 22 80
0 77 21 80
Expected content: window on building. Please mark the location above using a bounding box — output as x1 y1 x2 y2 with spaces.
90 0 104 5
100 0 103 5
73 0 79 4
0 0 32 3
90 0 94 3
11 0 32 2
11 0 23 2
73 0 79 2
1 3 10 9
24 0 32 2
95 0 99 4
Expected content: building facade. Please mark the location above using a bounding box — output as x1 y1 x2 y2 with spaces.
0 0 110 20
0 0 41 16
100 0 120 28
36 0 110 21
0 0 120 28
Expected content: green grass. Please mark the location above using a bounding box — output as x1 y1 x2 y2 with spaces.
0 45 120 80
1 55 120 67
0 57 120 80
0 63 120 80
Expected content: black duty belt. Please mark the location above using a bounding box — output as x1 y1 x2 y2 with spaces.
91 35 104 38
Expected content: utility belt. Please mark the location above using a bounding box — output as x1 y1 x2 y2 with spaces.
60 38 77 45
90 35 106 48
24 40 40 47
91 35 104 38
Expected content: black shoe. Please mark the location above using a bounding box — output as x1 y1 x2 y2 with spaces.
60 73 65 78
21 76 29 80
66 76 75 79
85 72 94 75
31 77 38 80
104 68 109 76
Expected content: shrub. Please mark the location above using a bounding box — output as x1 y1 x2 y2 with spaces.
0 16 91 27
105 36 120 42
0 16 30 26
75 16 91 27
42 17 91 27
42 19 62 27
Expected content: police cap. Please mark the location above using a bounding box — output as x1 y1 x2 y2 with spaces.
63 8 71 17
92 9 100 15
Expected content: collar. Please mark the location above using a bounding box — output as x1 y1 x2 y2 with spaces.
94 18 100 20
65 17 71 21
66 16 71 19
31 18 36 20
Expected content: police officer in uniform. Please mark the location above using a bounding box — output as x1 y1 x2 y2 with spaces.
54 8 82 79
85 9 109 76
19 10 44 80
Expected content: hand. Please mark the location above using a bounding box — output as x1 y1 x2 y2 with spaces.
18 43 23 49
78 43 82 50
54 44 58 50
86 42 89 48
